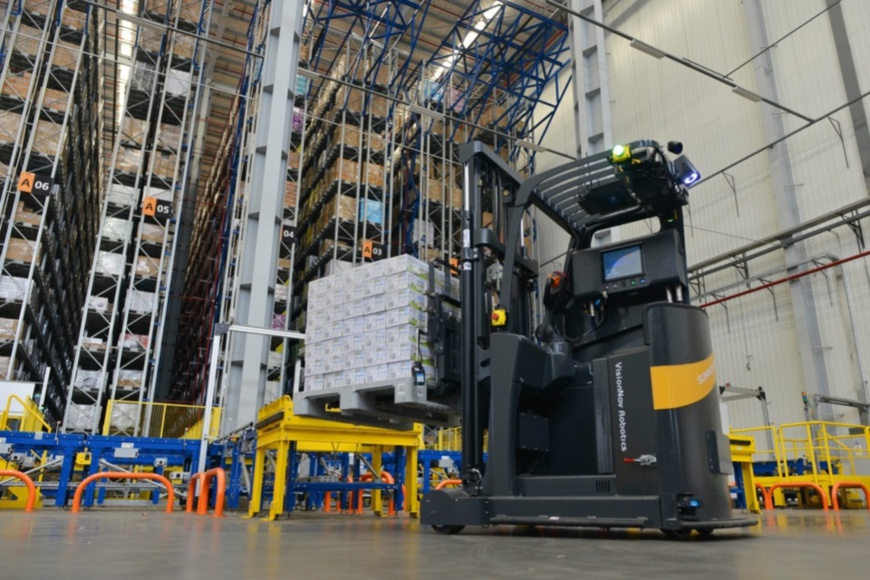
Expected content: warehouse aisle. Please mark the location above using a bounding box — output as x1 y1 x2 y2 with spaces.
1 511 867 579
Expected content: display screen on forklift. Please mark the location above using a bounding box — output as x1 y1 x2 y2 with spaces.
602 245 643 281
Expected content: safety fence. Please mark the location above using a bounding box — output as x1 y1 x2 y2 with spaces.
0 395 51 433
732 421 870 484
427 427 488 452
102 401 221 439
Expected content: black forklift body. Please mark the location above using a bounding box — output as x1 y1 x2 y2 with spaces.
421 141 756 536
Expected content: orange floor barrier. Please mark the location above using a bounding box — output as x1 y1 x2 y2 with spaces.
830 481 870 511
763 482 829 510
186 473 205 513
435 479 463 491
196 468 226 517
72 472 175 513
755 483 771 510
355 472 397 515
0 469 37 512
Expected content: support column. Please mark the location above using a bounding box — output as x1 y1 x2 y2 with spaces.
225 0 305 434
826 0 870 190
743 0 833 414
568 0 612 158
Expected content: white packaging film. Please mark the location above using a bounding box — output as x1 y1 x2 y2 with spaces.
304 254 451 391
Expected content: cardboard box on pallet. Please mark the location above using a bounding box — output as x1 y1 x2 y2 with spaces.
325 158 361 185
66 404 98 431
115 147 142 174
0 109 21 143
61 7 89 30
140 222 165 243
284 180 297 208
180 3 204 23
96 251 125 277
322 194 357 224
173 34 196 60
325 121 362 154
303 254 436 388
151 150 177 178
288 148 301 171
0 318 21 340
135 254 160 279
116 370 143 389
3 73 68 110
5 238 40 264
363 161 385 189
101 217 133 242
15 201 42 226
32 119 63 157
126 290 156 313
158 123 182 151
15 26 80 70
122 333 149 350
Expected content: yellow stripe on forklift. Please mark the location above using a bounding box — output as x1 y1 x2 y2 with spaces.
650 353 716 410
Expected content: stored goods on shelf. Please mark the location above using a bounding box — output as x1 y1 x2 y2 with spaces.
0 277 30 302
140 223 165 243
284 180 297 208
0 318 22 341
135 254 160 278
61 7 89 29
4 238 41 264
126 290 156 313
321 195 357 225
66 403 98 431
95 251 125 277
363 161 384 189
324 157 361 186
88 297 110 313
121 334 149 350
101 217 133 242
73 369 102 390
116 370 144 389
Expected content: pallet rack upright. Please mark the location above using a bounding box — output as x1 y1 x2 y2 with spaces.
0 0 103 425
65 0 212 433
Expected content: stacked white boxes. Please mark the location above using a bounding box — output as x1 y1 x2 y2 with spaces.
304 254 440 392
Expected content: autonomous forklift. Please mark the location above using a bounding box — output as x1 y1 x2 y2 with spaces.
421 140 757 537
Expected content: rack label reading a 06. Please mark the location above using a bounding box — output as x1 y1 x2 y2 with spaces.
18 172 53 196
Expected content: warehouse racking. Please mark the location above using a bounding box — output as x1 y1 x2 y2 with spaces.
0 0 103 426
169 0 272 405
64 0 213 433
163 2 572 418
3 1 572 428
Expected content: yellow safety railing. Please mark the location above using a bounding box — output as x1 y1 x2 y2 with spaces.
776 421 870 486
102 400 221 439
730 425 780 471
0 395 51 433
428 427 488 452
733 421 870 488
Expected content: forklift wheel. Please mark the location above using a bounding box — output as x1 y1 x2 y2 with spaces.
431 525 465 535
662 529 693 540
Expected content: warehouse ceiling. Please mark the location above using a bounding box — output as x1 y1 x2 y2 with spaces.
98 0 567 195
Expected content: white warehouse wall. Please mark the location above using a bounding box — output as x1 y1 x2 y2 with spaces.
532 0 870 429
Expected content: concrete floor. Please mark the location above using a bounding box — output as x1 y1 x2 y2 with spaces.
1 509 868 579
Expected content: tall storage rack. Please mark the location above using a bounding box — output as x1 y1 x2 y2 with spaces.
287 2 570 337
169 0 271 405
169 1 571 412
0 0 103 426
64 0 212 433
290 47 393 334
